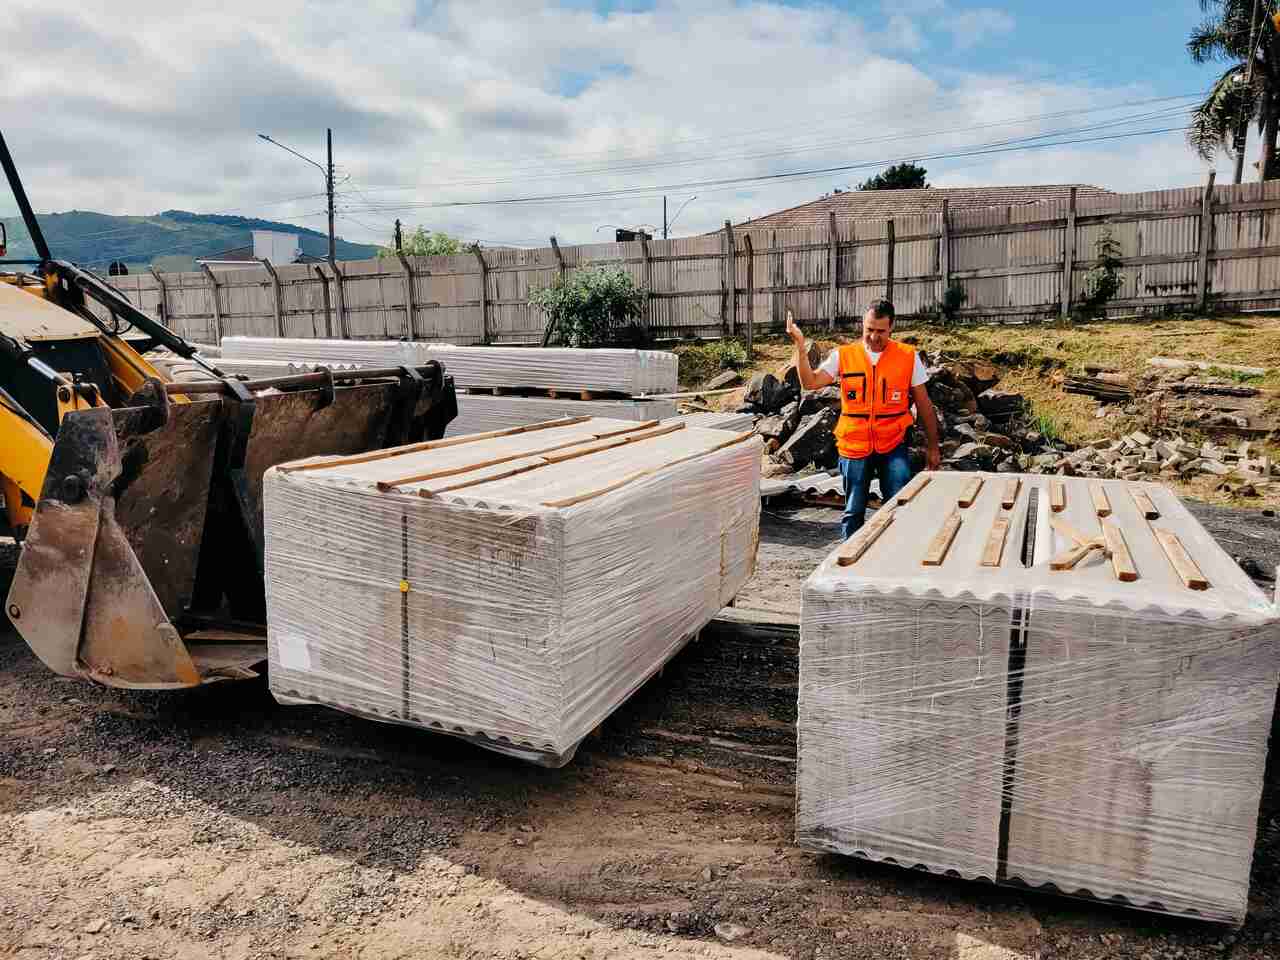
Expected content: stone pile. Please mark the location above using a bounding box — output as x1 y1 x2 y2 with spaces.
739 347 1065 475
1036 432 1278 496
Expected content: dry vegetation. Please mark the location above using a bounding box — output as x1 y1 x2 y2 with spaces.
675 315 1280 507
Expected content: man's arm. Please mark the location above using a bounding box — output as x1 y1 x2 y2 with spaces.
911 383 942 471
785 310 834 391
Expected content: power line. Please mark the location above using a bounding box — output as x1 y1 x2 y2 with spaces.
337 122 1194 213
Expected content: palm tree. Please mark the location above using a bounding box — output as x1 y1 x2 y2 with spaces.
1188 0 1280 181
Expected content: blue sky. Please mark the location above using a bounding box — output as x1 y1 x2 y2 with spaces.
0 1 1252 248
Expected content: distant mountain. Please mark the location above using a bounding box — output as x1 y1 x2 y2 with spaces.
0 209 381 271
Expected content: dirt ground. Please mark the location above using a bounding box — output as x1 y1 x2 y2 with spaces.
2 502 1279 960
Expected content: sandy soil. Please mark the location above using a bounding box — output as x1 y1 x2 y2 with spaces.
1 503 1277 960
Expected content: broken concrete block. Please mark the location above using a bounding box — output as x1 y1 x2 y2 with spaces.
1200 460 1233 476
776 408 838 470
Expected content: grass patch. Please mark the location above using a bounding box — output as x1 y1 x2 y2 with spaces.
1031 409 1064 443
674 339 752 388
1205 366 1265 384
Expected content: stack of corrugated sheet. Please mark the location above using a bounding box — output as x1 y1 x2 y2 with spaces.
264 417 761 766
450 395 676 437
220 337 679 396
672 411 757 432
213 358 361 380
797 471 1278 923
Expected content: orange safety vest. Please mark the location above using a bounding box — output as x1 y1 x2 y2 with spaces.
833 340 916 459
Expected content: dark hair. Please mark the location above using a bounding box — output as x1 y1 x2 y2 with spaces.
866 298 895 323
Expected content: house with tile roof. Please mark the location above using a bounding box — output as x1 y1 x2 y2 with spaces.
729 184 1111 231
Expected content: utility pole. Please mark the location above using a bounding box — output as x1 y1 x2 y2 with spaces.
394 218 403 253
663 196 668 239
326 128 336 265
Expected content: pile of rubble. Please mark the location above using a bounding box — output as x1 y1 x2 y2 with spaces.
1043 432 1277 496
739 347 1066 475
1061 357 1275 434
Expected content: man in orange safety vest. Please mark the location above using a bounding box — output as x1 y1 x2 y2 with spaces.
787 299 941 539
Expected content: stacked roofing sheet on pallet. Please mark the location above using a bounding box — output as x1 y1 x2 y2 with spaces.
263 417 761 767
449 395 676 437
220 337 679 396
797 472 1279 923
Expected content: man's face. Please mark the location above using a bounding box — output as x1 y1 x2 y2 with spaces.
862 309 893 352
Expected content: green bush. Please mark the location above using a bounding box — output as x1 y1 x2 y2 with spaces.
529 268 646 347
1078 227 1123 319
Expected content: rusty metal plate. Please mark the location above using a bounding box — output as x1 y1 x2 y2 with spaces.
77 497 202 688
238 384 398 537
5 407 119 677
109 400 222 618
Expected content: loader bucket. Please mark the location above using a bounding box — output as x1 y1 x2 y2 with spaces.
6 364 454 688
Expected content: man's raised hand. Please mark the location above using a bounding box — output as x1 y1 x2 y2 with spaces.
785 309 803 345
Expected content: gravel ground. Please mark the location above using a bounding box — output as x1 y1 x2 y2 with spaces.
0 499 1277 960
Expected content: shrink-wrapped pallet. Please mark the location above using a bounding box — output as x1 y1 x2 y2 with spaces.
797 471 1278 923
264 417 761 766
220 337 678 396
448 395 676 437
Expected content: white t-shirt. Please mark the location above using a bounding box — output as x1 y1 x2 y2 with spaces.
817 345 929 387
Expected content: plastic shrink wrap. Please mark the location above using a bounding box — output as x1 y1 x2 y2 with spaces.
264 417 761 766
220 337 678 396
448 395 676 437
797 471 1278 924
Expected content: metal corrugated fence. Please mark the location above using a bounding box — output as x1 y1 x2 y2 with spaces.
98 177 1280 344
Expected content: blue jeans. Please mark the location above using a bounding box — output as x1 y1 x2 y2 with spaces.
839 444 913 540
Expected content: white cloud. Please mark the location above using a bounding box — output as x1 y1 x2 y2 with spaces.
944 7 1017 50
0 0 1214 254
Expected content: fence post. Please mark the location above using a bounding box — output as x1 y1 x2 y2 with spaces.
258 259 283 337
147 266 168 326
542 237 565 347
639 236 655 334
550 236 566 282
1198 170 1217 312
723 220 736 336
885 218 896 306
1061 187 1077 319
472 246 489 344
312 265 333 338
770 230 781 329
396 253 416 339
331 262 348 338
199 263 222 344
939 199 950 303
742 233 754 357
828 211 838 330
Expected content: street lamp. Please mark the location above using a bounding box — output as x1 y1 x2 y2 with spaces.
666 195 698 236
258 129 336 265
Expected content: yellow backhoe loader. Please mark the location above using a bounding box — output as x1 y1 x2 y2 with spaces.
0 130 456 688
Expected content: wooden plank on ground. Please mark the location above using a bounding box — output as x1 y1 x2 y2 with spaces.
1050 542 1098 571
1089 481 1112 517
981 516 1010 567
895 473 931 504
1101 520 1138 582
922 511 962 566
1049 479 1066 513
1001 477 1021 509
1131 488 1160 519
1151 527 1210 590
957 476 984 508
835 510 895 567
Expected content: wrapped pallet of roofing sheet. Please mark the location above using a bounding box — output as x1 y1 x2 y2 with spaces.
220 336 678 396
448 394 676 437
264 416 761 766
796 471 1279 924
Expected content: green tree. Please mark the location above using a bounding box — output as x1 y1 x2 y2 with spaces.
858 162 929 191
1188 1 1280 180
378 226 462 257
529 267 646 347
